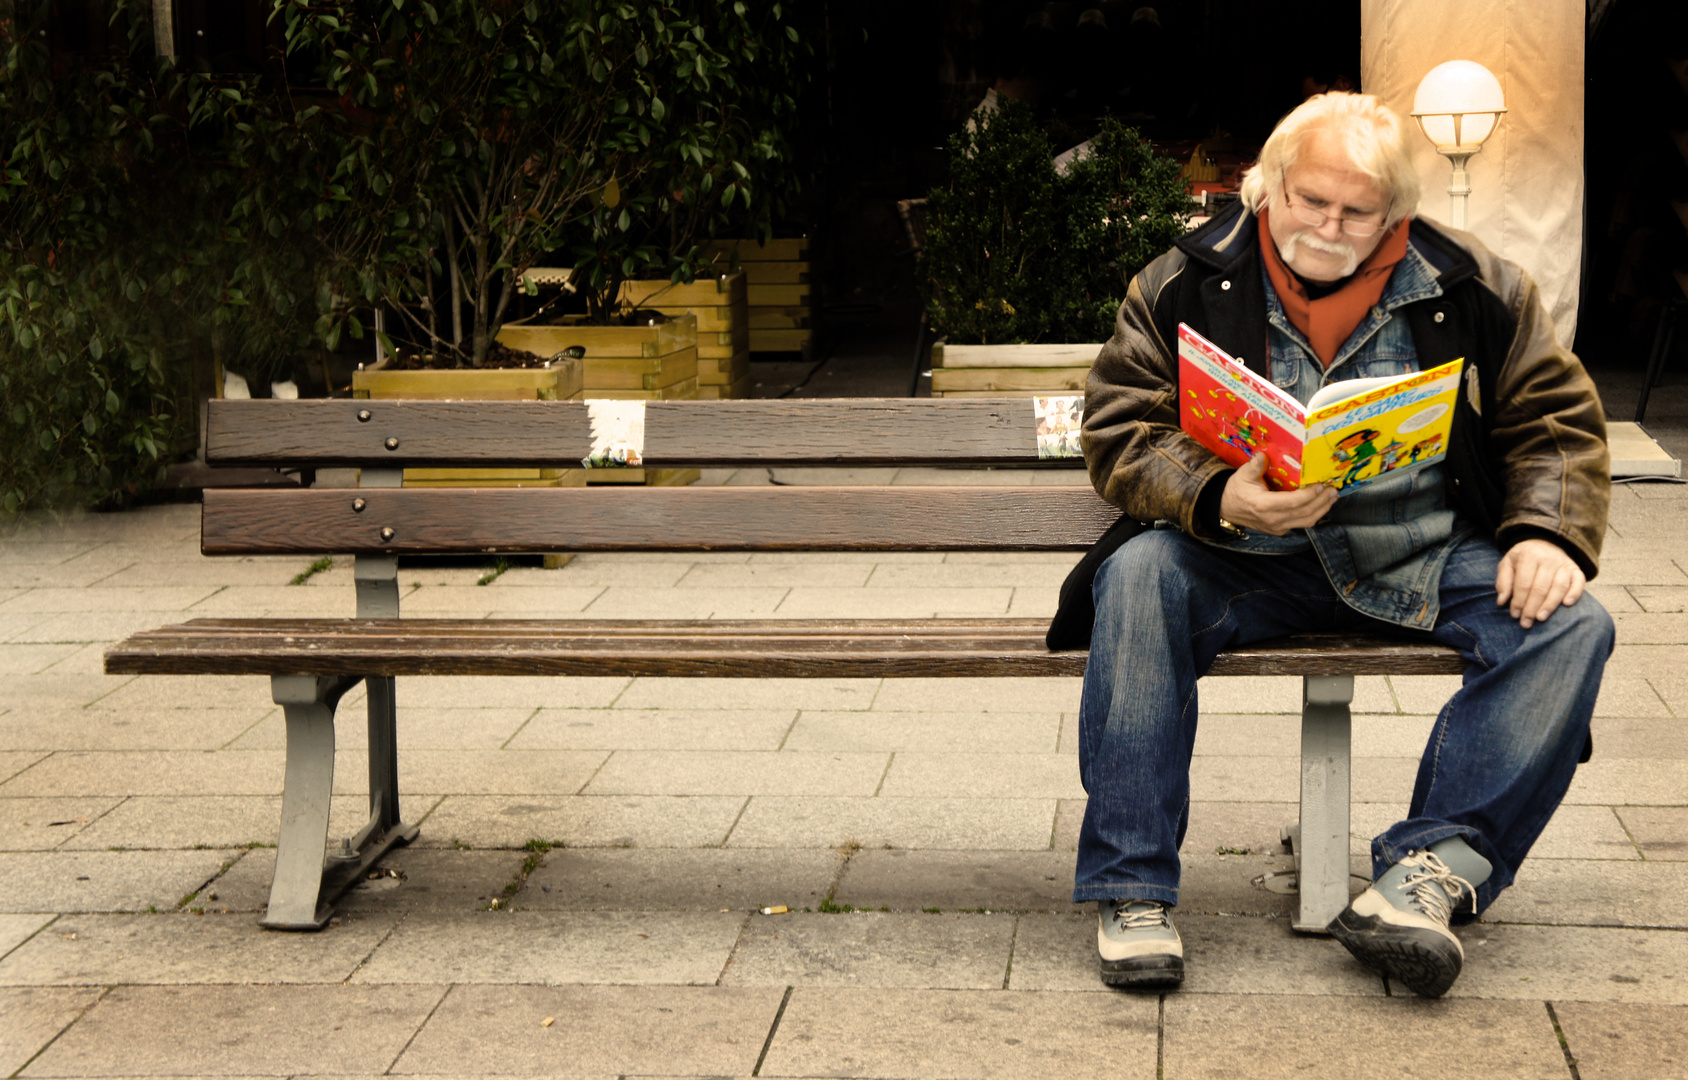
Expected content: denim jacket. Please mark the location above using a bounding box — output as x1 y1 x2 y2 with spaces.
1198 244 1472 629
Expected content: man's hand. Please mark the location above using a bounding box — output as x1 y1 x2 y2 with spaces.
1218 453 1340 536
1495 538 1586 629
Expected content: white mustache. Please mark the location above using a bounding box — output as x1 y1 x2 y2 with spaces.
1281 231 1360 278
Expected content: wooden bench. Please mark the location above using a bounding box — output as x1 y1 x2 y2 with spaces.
105 396 1464 933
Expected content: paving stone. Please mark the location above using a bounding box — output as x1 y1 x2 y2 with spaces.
3 586 223 614
1190 754 1298 802
1630 586 1688 614
59 794 441 852
1588 583 1645 613
1177 850 1309 917
0 910 398 986
0 914 55 957
1446 924 1688 1004
748 550 942 563
1 707 272 752
86 674 278 710
608 677 878 713
414 795 747 850
0 612 54 643
212 847 525 915
97 558 310 588
403 585 609 616
1552 1001 1688 1079
727 797 1056 851
0 986 104 1078
355 750 608 796
582 750 888 797
585 585 789 619
391 984 780 1077
1004 589 1059 617
0 850 241 914
941 551 1084 565
1614 613 1688 645
1565 758 1688 805
722 910 1015 988
1600 559 1688 586
24 984 446 1077
774 586 1012 618
0 542 102 565
354 675 630 710
1162 995 1567 1078
1483 860 1688 929
522 847 839 911
352 910 743 985
1649 678 1688 718
0 645 87 675
183 586 357 617
760 987 1157 1080
0 752 50 786
9 612 193 646
1616 807 1688 860
783 711 1059 754
876 752 1084 799
675 563 873 588
1353 802 1641 861
867 677 1082 713
833 850 1078 912
229 707 535 751
1591 716 1688 758
508 708 796 751
864 563 1073 588
0 751 287 797
0 798 122 850
501 560 691 586
7 675 135 709
34 644 113 676
1009 912 1382 995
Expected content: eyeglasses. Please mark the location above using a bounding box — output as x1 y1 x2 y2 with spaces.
1280 169 1390 238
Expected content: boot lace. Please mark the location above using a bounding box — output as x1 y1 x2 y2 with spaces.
1111 901 1170 931
1394 851 1476 925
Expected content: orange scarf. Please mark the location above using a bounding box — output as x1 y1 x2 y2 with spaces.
1259 207 1410 369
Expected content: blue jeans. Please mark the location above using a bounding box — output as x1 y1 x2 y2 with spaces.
1073 528 1613 913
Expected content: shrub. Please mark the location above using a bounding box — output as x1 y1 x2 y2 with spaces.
921 102 1191 345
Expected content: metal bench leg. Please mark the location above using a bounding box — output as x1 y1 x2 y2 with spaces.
359 675 419 855
1290 674 1353 934
263 674 361 930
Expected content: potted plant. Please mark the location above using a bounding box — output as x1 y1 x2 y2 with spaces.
920 102 1191 395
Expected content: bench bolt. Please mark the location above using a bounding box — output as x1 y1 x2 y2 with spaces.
352 498 367 513
380 527 396 542
357 409 372 422
384 437 400 450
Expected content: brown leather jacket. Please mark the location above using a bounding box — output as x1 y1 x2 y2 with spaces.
1081 206 1609 577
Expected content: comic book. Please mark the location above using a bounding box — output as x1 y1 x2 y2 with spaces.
1177 322 1463 495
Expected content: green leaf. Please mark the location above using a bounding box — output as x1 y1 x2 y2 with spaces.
89 336 103 360
786 25 799 42
481 16 498 37
650 96 665 121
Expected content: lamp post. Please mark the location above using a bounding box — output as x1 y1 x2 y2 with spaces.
1411 61 1507 230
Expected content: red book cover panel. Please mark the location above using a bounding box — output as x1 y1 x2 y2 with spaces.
1176 324 1306 491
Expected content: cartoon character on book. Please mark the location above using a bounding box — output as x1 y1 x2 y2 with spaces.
1219 413 1269 460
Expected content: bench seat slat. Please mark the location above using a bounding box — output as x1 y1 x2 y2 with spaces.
106 619 1467 679
202 486 1122 555
206 398 1073 468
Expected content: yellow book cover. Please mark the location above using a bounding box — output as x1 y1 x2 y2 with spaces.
1300 359 1464 492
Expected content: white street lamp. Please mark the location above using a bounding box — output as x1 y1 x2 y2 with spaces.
1411 60 1507 230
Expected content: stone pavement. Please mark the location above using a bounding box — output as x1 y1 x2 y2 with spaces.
1 470 1686 1080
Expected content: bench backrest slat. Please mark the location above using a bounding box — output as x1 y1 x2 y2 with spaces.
201 486 1122 554
205 398 1082 468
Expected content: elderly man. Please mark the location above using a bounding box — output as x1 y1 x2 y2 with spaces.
1072 92 1611 997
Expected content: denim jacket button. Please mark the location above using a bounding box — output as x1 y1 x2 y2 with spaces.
1221 280 1232 291
1434 312 1446 323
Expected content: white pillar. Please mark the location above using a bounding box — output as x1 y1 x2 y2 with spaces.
1362 0 1585 345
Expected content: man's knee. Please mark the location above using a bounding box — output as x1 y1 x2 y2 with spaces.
1095 530 1191 607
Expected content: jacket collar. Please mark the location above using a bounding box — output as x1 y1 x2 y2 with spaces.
1175 202 1482 292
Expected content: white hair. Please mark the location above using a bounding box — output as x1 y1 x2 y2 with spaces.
1239 92 1420 228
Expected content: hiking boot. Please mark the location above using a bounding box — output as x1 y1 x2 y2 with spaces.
1097 899 1184 988
1328 845 1486 998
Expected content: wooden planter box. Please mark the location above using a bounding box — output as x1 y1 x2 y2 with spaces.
928 342 1100 397
352 363 585 489
495 317 701 486
703 237 812 358
618 275 750 399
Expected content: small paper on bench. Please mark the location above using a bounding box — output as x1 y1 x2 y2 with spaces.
582 400 646 468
